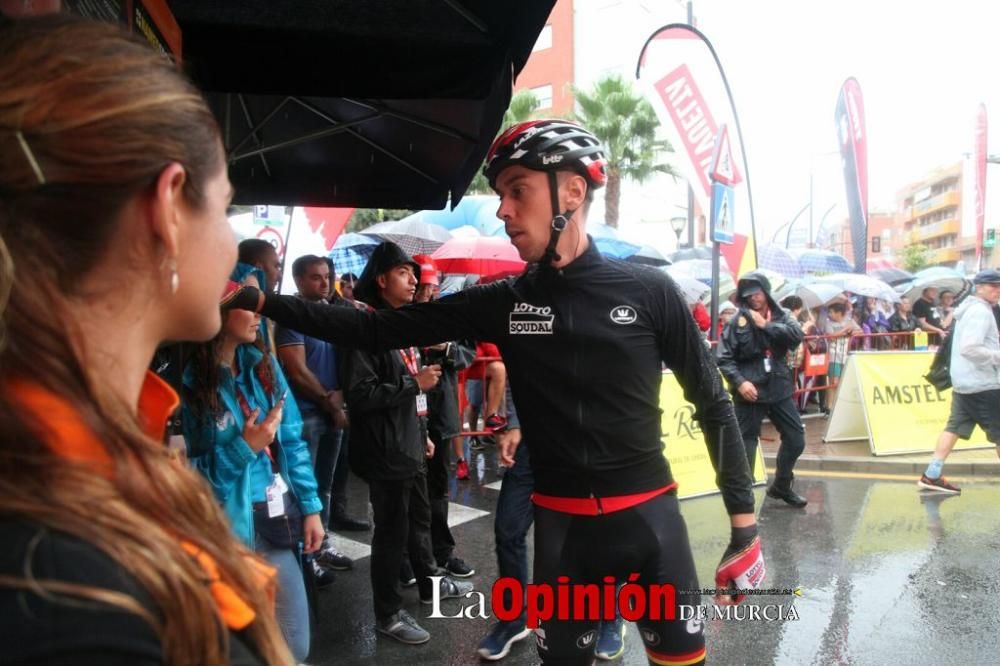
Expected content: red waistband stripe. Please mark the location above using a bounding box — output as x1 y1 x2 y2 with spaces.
530 483 677 516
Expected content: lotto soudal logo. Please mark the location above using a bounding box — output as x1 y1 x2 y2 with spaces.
610 305 637 324
541 153 564 165
510 302 554 334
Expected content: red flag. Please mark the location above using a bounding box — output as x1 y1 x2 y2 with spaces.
975 104 988 271
302 207 354 251
835 78 868 274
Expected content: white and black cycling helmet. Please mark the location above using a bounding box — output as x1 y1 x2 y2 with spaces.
484 120 608 266
483 119 608 190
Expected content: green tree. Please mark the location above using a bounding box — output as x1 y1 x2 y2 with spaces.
572 74 676 228
466 89 542 195
346 208 414 233
900 242 930 272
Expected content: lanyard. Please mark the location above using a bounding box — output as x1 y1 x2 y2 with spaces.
397 347 420 376
234 384 278 471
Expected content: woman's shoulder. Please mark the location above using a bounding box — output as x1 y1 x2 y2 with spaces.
0 520 163 664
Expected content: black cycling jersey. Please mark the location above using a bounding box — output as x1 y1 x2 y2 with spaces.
260 242 754 515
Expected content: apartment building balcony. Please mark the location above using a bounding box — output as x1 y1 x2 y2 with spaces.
910 218 960 242
903 190 961 222
926 246 960 264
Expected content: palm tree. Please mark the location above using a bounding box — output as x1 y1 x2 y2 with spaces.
572 74 675 228
466 89 541 195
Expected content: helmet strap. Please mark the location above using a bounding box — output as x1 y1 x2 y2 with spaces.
541 171 577 267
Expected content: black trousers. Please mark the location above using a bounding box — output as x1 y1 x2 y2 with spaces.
368 470 438 620
734 397 806 483
425 423 456 564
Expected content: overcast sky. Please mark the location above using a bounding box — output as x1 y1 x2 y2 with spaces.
688 0 1000 241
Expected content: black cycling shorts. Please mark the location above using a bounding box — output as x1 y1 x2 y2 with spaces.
532 492 705 665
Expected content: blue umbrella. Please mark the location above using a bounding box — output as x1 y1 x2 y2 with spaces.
759 244 804 278
399 195 501 236
588 223 641 259
329 232 380 278
790 248 853 275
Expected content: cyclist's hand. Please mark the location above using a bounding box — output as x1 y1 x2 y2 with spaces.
737 381 758 402
221 284 263 312
415 364 442 391
498 427 522 467
714 525 765 605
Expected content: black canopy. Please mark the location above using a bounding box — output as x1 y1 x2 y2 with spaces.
167 1 554 209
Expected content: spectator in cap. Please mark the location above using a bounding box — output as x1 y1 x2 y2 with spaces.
342 242 473 644
718 272 808 507
918 269 1000 494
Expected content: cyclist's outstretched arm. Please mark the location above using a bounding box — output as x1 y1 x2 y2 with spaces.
655 275 755 519
234 283 500 351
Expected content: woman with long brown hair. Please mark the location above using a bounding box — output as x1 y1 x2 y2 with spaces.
0 14 292 665
182 272 325 662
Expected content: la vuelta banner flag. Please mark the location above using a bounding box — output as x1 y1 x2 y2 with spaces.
834 77 868 274
975 104 987 270
636 24 758 277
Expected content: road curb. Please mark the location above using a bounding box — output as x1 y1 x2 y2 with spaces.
763 453 1000 476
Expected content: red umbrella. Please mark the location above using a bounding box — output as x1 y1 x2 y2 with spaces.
432 236 526 277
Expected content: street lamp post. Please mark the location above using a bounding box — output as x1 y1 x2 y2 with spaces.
670 216 687 248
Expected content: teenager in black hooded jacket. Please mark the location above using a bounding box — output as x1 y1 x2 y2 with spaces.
341 241 473 645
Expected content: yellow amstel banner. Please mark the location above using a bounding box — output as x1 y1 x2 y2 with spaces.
660 371 767 499
825 351 991 455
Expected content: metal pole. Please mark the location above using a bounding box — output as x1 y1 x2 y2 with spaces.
785 203 812 248
686 185 695 248
277 206 294 295
710 241 720 342
808 171 815 248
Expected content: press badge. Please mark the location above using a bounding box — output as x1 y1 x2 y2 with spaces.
266 474 288 518
763 357 772 373
416 392 428 416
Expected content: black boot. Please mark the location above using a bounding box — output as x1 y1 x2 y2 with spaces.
767 477 807 508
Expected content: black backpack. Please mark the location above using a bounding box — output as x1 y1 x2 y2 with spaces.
924 326 954 391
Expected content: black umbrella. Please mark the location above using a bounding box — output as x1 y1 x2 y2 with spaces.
169 0 555 209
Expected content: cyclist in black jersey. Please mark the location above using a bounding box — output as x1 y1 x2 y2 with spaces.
228 119 765 665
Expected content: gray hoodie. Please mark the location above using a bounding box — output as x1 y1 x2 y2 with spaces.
950 295 1000 394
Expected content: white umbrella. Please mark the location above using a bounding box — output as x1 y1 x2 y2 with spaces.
815 273 899 303
363 218 453 255
796 282 848 310
899 267 972 303
662 271 710 305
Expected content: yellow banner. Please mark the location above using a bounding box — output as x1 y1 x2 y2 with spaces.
660 371 767 499
826 352 990 455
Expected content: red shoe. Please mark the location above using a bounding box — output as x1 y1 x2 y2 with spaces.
456 459 469 480
485 413 508 433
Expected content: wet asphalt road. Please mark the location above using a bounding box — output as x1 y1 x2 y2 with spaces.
308 448 1000 665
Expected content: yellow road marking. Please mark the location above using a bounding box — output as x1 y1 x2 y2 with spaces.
763 468 1000 484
